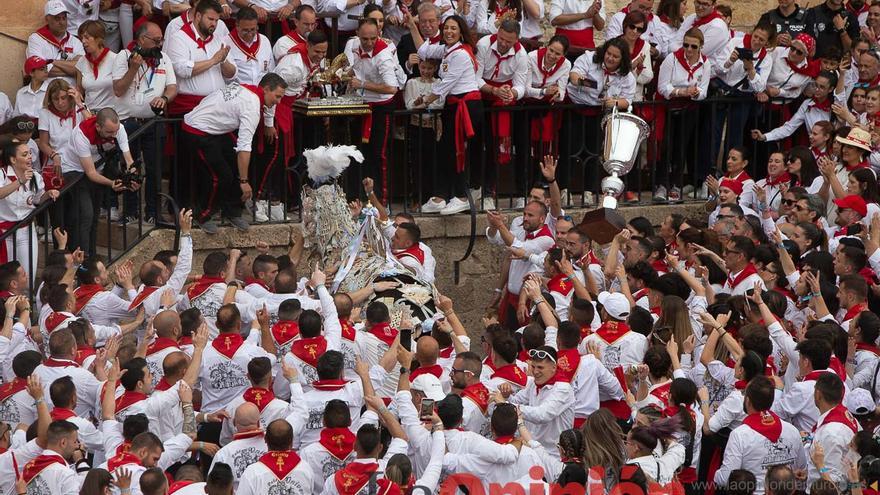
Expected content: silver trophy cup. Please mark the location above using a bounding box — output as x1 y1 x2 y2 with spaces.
599 107 651 209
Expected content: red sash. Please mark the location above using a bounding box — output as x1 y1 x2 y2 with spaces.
726 263 758 291
22 453 67 484
447 90 481 173
594 321 631 345
74 346 96 367
212 332 245 359
319 427 356 461
742 410 782 442
73 284 104 314
554 27 595 49
85 47 110 79
107 451 142 471
490 363 528 387
290 336 327 368
49 408 76 421
600 366 632 420
271 320 300 346
367 322 398 347
229 28 260 61
409 364 443 382
146 337 179 357
460 382 490 414
187 276 225 300
128 286 159 311
116 391 147 414
393 244 426 265
817 404 859 434
259 450 302 480
0 221 18 264
168 93 205 116
555 348 581 382
547 274 574 296
0 377 27 402
243 387 275 412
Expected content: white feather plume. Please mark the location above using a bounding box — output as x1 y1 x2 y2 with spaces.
305 145 364 183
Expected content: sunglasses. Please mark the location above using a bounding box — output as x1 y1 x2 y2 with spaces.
558 215 574 222
781 199 796 206
627 24 647 33
791 47 805 56
683 43 700 49
716 214 735 220
794 204 807 211
528 348 556 363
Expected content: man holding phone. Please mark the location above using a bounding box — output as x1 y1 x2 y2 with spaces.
805 0 860 58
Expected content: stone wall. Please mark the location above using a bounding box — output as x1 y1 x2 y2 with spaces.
118 203 702 339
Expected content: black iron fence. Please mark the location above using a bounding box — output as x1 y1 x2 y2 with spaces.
1 94 801 293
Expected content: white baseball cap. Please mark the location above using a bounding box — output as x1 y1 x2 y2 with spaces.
45 0 68 16
598 291 630 320
411 374 445 402
844 388 874 416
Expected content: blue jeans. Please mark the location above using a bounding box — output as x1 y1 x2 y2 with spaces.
122 118 163 219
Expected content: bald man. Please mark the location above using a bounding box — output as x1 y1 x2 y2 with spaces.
145 310 183 389
211 402 268 490
409 336 451 393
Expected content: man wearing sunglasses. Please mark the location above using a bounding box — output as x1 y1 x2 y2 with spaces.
492 346 574 457
450 351 490 436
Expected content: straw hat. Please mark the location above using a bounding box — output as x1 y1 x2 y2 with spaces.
836 127 872 152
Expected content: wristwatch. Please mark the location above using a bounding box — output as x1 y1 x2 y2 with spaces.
399 367 409 374
239 179 249 184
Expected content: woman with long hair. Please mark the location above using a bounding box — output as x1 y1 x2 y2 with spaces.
79 468 114 495
581 409 626 489
654 0 686 56
791 221 827 257
664 378 703 494
417 15 484 216
654 295 694 354
786 146 823 193
625 416 685 485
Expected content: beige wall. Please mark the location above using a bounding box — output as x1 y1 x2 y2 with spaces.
0 0 826 102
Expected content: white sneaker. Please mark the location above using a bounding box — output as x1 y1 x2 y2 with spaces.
653 185 668 203
560 188 570 205
481 197 496 211
109 207 121 221
254 200 269 223
421 198 447 213
470 188 482 201
512 197 525 209
440 197 470 215
698 182 708 200
269 202 285 221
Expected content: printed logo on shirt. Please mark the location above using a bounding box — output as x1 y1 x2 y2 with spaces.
320 455 349 480
0 399 20 424
603 345 622 369
27 474 51 495
191 297 222 320
306 407 324 430
761 439 796 469
268 477 307 494
208 361 249 390
233 447 264 477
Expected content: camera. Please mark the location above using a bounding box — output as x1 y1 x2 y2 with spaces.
119 161 143 190
130 45 163 61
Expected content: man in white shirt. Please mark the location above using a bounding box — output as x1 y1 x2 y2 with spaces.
807 372 860 490
219 357 292 445
112 21 178 223
21 420 82 495
230 0 299 42
211 402 268 489
145 310 184 387
166 0 237 117
27 1 84 86
673 0 732 66
299 399 356 493
104 432 166 495
226 7 276 85
0 351 42 430
495 346 574 457
715 376 807 495
450 351 490 435
182 74 285 233
0 374 49 495
272 5 318 61
720 236 766 296
47 377 104 458
35 329 103 417
131 210 194 318
237 419 314 495
772 338 835 432
73 257 136 326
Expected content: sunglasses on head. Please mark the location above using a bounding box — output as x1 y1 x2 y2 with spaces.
528 348 556 363
683 43 700 49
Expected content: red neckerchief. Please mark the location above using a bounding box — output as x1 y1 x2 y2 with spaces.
48 105 76 125
652 259 668 274
393 244 425 265
692 9 724 27
409 364 443 382
290 336 326 368
0 377 27 402
22 453 67 484
555 348 581 382
786 56 821 78
861 74 880 87
857 342 880 356
311 379 350 391
245 277 273 293
460 382 490 414
860 266 879 286
50 407 76 421
357 38 389 59
288 41 314 72
154 377 173 391
85 47 110 79
439 346 454 359
232 429 264 441
727 170 752 183
229 28 260 61
43 357 78 368
334 461 387 495
286 31 306 45
765 171 791 187
146 337 179 357
319 427 356 461
517 348 530 363
74 345 96 366
595 321 631 345
127 286 158 311
772 286 796 301
186 276 225 300
578 250 602 267
726 263 758 290
810 97 832 112
243 387 275 412
483 355 497 373
168 481 196 495
115 441 131 457
843 302 867 322
241 83 266 109
802 369 829 381
743 410 783 442
115 390 148 413
339 319 356 341
258 451 301 480
649 381 672 407
73 283 104 314
427 31 441 44
488 34 522 81
847 1 869 16
178 336 193 347
734 379 747 389
490 363 528 387
834 223 856 237
811 146 828 160
846 160 870 172
271 320 300 346
107 451 142 471
765 356 778 376
446 42 478 73
79 116 115 146
495 434 516 444
579 324 593 339
536 47 566 89
662 403 696 421
35 25 70 51
816 403 860 434
547 273 574 296
367 322 398 347
631 38 646 67
633 288 649 302
525 224 554 241
830 357 847 378
45 312 71 333
181 20 212 51
211 332 245 359
673 48 706 82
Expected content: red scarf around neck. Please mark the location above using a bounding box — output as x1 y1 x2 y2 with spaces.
85 47 111 79
36 25 70 50
128 286 158 311
816 403 859 434
229 28 261 61
271 320 300 346
367 322 398 346
536 47 566 90
22 453 67 484
290 336 326 368
460 382 490 414
692 9 724 28
743 410 782 442
212 332 245 359
555 348 581 382
673 48 705 83
243 386 275 412
259 450 302 480
73 283 104 314
726 263 758 290
187 276 225 300
490 363 528 387
319 427 356 461
146 337 179 357
594 320 631 345
0 377 27 402
181 20 212 51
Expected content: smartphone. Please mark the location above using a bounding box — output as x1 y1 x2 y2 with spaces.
400 328 413 351
419 398 435 421
581 78 598 89
735 47 754 61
